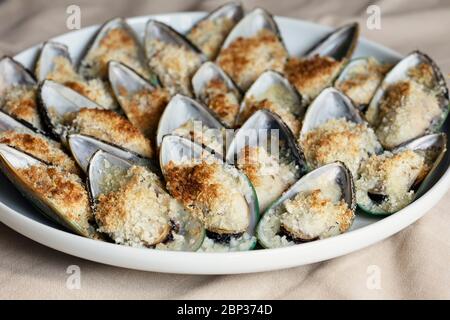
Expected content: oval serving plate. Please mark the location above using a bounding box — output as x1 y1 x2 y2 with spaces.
0 12 448 274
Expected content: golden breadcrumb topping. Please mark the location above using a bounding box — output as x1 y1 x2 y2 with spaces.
280 189 354 240
237 146 298 212
117 85 170 139
285 55 344 101
164 160 249 234
81 27 147 79
188 17 235 59
202 79 240 127
45 56 115 109
336 58 391 106
71 108 153 158
369 80 441 149
1 86 42 129
300 118 381 176
356 150 424 213
17 164 93 236
146 39 203 96
217 29 287 90
0 131 80 174
95 166 173 247
42 56 78 83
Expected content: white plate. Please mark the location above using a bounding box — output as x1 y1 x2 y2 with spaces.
1 12 449 274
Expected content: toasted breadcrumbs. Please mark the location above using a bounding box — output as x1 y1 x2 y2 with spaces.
217 29 287 90
17 164 93 236
356 150 425 213
187 17 235 59
259 176 349 247
237 146 299 212
201 79 240 127
300 118 381 176
336 58 391 106
95 166 176 247
240 84 302 135
408 62 436 88
146 39 203 96
285 55 344 102
80 27 147 79
44 56 116 109
0 131 79 174
172 119 224 154
71 108 153 158
280 189 354 240
368 80 442 149
164 159 249 234
116 86 170 138
0 86 42 129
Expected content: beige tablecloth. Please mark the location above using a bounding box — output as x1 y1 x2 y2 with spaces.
1 0 449 299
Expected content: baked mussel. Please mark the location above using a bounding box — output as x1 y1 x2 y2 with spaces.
0 144 98 238
186 1 244 60
216 8 288 91
35 41 116 109
145 20 206 96
156 94 226 155
192 61 242 127
38 80 153 158
237 70 304 135
298 87 382 177
356 133 447 215
284 23 359 103
365 51 449 149
257 162 355 248
334 57 392 110
0 56 42 129
87 149 204 250
160 135 259 251
226 109 307 212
